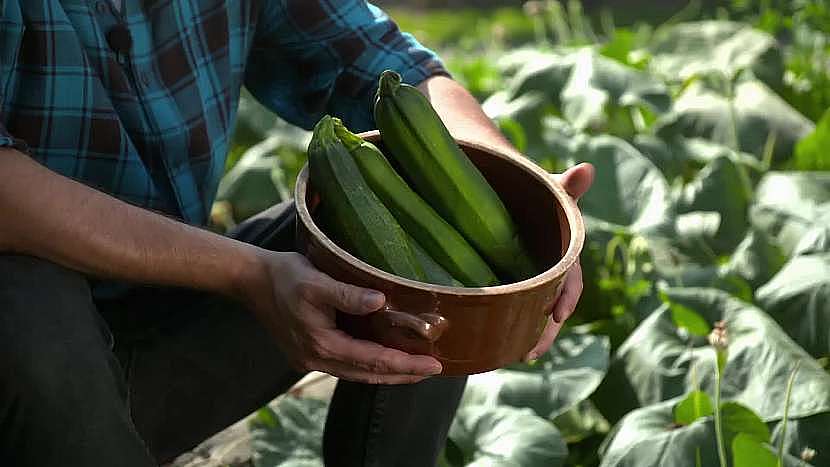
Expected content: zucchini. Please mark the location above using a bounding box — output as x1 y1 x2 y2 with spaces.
373 70 538 282
406 232 464 287
308 115 425 282
333 118 499 287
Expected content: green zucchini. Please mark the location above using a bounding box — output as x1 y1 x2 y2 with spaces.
406 232 464 287
308 115 425 282
373 70 538 282
333 118 499 287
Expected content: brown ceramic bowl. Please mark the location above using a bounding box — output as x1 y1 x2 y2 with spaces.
294 131 585 375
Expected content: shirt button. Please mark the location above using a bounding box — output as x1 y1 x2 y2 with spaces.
96 1 109 13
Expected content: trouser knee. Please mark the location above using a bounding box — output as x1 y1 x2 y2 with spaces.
0 255 120 419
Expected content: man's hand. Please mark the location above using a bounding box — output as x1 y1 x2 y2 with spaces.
524 162 595 361
243 250 443 385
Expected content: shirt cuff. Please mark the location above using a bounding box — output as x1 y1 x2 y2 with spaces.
0 123 29 153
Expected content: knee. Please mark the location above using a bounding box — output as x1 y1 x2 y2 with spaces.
0 255 106 397
0 254 91 310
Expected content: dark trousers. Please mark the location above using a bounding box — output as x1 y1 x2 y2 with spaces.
0 201 466 467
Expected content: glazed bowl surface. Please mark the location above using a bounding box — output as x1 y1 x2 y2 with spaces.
294 131 584 375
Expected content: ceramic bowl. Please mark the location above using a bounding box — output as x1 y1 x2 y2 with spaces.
294 131 584 375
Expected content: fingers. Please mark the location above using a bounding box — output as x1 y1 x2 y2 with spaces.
524 317 563 362
522 264 583 361
551 162 595 200
552 263 583 323
298 329 443 382
316 361 430 385
304 271 385 315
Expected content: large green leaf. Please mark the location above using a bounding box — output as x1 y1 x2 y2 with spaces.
673 390 714 425
599 398 718 467
598 398 814 467
754 172 830 209
771 412 830 466
501 49 577 102
720 401 771 443
461 332 610 420
483 90 554 161
723 228 788 290
559 48 670 131
756 254 830 359
595 288 830 423
655 79 814 163
553 399 610 443
648 21 783 83
486 47 669 138
217 143 286 222
633 135 765 183
675 155 752 254
448 406 567 467
732 433 778 467
750 172 830 256
793 108 830 171
250 397 327 467
541 118 674 237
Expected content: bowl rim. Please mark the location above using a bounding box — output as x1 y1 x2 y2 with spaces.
294 130 585 296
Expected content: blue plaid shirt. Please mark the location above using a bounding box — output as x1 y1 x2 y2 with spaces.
0 0 446 224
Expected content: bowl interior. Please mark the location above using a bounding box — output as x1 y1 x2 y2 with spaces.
306 139 569 284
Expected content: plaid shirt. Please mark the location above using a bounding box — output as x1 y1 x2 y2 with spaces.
0 0 446 224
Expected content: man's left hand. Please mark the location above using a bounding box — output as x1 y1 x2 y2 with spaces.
524 162 595 362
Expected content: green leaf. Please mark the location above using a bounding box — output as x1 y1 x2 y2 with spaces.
216 144 285 222
600 28 650 69
675 156 752 254
594 288 830 424
250 397 327 467
655 79 814 163
448 406 567 467
793 108 830 171
723 228 788 290
751 172 830 256
598 398 815 467
552 400 610 443
599 398 719 467
732 433 778 467
648 21 783 83
667 299 711 337
674 390 714 425
721 401 771 443
771 411 830 465
757 254 830 359
461 332 610 420
540 118 674 237
559 48 670 131
486 48 669 140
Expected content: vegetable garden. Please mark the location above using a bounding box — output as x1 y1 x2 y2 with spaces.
212 1 830 466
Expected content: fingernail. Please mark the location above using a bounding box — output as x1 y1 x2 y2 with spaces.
429 363 442 375
526 352 538 361
363 292 385 310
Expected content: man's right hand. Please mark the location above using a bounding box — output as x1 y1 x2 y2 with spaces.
241 250 444 385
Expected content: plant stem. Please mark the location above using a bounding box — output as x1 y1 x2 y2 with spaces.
778 360 802 467
714 355 728 467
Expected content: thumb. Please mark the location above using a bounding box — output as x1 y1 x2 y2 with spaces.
552 162 595 201
314 274 386 315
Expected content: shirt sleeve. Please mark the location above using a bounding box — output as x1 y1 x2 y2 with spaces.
245 0 449 132
0 1 28 152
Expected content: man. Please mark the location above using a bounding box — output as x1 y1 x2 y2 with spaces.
0 1 593 466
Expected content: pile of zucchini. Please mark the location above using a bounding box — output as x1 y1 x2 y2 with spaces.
308 70 537 287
